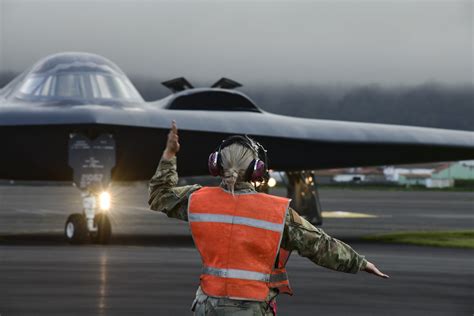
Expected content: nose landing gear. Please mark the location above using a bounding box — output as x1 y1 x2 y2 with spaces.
65 133 115 245
64 192 112 244
65 213 88 244
93 212 112 244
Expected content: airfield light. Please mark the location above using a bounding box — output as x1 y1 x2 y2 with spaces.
99 191 111 211
267 177 277 188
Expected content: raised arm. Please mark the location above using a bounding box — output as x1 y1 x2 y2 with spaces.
148 121 201 221
282 208 388 278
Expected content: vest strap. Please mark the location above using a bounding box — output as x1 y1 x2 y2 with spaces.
202 266 288 283
189 213 284 232
269 271 289 283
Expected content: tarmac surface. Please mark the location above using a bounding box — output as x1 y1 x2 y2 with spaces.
0 184 473 315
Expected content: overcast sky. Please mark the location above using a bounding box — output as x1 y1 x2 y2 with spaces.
0 0 472 86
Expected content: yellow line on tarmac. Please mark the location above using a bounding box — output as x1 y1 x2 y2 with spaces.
322 211 377 218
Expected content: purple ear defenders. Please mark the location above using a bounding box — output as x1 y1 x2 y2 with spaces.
208 135 268 182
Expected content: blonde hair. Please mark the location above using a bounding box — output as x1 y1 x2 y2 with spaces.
220 143 257 194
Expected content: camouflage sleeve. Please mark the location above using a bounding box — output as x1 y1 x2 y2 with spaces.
281 208 367 273
148 156 202 221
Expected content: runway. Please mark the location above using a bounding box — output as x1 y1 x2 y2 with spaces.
0 184 473 315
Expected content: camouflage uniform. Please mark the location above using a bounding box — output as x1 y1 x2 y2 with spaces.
148 157 367 315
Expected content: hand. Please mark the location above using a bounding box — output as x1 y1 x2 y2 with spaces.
364 261 389 279
163 120 180 160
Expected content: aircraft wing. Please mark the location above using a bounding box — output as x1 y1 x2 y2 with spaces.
1 104 473 181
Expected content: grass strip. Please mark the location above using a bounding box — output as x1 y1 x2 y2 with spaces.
362 230 474 249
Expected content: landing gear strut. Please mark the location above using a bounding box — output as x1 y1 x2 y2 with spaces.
65 133 115 244
286 171 323 225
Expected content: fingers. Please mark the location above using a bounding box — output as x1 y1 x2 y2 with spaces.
171 120 178 134
168 120 178 136
167 120 180 147
168 120 178 140
163 120 180 159
366 261 390 279
373 268 390 279
170 134 179 143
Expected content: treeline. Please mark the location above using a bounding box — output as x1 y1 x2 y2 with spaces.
128 77 474 132
244 83 474 132
1 72 473 131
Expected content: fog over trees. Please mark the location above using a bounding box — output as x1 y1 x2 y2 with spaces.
1 72 472 132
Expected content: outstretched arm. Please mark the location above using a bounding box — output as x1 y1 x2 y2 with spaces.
148 121 201 221
282 209 389 278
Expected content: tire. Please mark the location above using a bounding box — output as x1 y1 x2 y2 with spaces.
93 213 112 244
65 213 88 244
310 187 323 226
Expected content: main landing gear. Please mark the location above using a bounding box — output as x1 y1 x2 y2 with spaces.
286 171 323 226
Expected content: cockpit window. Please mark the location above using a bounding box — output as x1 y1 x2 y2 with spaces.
17 72 142 103
10 53 144 105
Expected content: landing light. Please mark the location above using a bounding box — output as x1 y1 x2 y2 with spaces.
99 191 111 211
267 177 277 188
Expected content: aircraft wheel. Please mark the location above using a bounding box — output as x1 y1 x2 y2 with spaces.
93 213 112 244
65 213 88 244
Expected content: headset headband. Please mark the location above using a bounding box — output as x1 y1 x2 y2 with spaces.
218 135 259 157
209 134 269 182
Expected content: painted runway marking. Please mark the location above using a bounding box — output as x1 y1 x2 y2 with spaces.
10 208 66 216
126 206 154 212
322 211 377 218
413 214 474 219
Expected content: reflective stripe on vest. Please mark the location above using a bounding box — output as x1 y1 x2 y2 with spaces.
188 213 284 232
202 266 289 283
188 186 290 301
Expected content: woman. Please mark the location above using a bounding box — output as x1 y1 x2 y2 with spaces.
149 121 388 315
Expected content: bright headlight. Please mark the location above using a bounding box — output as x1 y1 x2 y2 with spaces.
267 177 277 188
99 191 111 211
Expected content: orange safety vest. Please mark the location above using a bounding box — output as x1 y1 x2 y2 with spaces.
188 186 293 301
